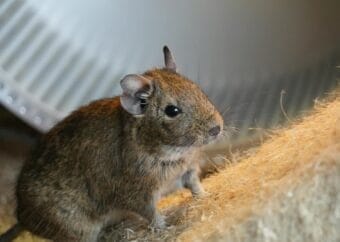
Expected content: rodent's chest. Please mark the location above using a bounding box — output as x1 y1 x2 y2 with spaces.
159 158 188 172
129 146 197 186
150 158 190 185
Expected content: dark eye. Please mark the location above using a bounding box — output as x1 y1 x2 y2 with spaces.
164 105 182 117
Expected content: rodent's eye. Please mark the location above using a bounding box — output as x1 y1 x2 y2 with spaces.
164 105 182 118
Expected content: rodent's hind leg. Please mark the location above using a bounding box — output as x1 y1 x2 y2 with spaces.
182 169 207 198
17 202 103 242
50 217 102 242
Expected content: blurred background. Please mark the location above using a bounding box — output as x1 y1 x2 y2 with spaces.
0 0 339 149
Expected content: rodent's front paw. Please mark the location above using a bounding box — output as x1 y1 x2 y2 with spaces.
192 188 210 199
150 213 167 230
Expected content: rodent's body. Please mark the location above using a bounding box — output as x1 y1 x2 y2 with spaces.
17 97 199 241
1 47 223 242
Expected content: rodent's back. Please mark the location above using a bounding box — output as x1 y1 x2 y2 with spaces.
19 97 124 174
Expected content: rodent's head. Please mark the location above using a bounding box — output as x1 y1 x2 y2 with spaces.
120 46 223 149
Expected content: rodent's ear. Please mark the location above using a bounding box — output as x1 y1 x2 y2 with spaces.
163 45 177 72
120 74 153 116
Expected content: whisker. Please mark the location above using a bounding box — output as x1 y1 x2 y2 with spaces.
221 106 231 116
223 126 240 133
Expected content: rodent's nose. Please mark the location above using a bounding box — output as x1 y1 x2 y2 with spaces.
208 125 221 136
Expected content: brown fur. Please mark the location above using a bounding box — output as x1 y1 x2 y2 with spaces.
11 47 223 241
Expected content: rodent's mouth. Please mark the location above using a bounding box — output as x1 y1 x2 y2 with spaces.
202 132 223 146
169 128 224 148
